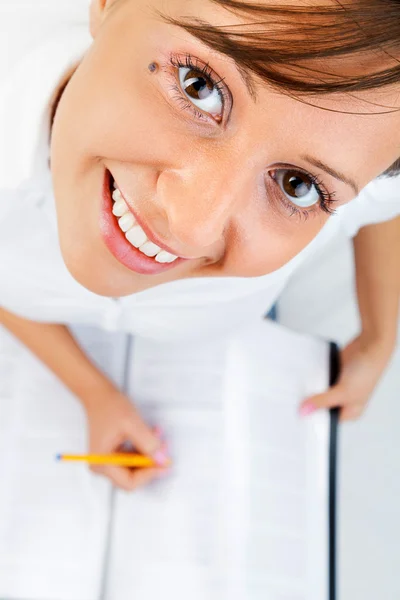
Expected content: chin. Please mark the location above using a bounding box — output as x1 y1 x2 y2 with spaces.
66 258 114 296
58 239 119 297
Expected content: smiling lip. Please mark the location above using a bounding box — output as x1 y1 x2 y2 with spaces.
99 170 189 275
123 197 182 258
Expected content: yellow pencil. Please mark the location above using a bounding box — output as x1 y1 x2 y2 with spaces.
56 453 171 467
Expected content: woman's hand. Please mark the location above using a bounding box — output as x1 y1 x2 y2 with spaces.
299 333 396 422
84 387 171 491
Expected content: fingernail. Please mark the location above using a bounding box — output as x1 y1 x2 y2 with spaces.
153 429 171 457
300 403 316 417
152 447 171 466
153 425 164 439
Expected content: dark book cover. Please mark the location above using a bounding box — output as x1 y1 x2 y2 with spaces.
329 341 341 600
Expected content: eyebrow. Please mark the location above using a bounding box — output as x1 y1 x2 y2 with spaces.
301 154 360 195
171 20 258 102
233 64 258 102
168 19 360 194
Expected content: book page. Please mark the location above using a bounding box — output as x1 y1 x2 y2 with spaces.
105 320 330 600
0 324 127 600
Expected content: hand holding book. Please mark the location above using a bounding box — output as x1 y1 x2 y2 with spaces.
300 331 394 421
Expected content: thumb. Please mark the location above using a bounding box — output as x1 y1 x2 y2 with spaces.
126 417 171 466
299 385 344 416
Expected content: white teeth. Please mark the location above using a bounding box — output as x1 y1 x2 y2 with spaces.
112 188 122 201
111 182 181 263
155 250 178 263
139 241 162 257
125 225 147 248
112 198 129 217
118 212 135 232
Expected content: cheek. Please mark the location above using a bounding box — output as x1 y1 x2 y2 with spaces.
274 213 329 266
56 57 172 173
227 211 328 277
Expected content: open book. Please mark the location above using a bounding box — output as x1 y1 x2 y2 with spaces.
0 318 339 600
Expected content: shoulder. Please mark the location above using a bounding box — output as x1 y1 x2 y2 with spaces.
336 175 400 237
0 4 91 188
0 2 87 84
0 180 97 322
0 184 51 311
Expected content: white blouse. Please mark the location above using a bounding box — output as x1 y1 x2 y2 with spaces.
1 17 399 342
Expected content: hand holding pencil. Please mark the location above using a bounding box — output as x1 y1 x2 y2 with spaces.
79 387 171 491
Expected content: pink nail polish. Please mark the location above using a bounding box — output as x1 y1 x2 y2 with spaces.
300 403 316 417
153 425 164 439
153 448 170 466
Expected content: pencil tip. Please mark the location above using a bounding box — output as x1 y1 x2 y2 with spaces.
55 453 62 461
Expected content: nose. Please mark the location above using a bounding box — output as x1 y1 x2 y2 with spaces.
156 157 249 250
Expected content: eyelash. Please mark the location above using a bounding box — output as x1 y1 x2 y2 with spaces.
166 53 229 122
165 53 338 219
269 171 338 220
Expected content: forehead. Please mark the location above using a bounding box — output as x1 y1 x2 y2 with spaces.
254 89 400 182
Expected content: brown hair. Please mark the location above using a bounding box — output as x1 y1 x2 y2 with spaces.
160 0 400 176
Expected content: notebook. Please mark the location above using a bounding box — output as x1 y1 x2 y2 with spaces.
0 318 339 600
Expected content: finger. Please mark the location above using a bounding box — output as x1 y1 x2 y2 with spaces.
151 426 171 453
104 465 170 492
102 466 141 491
125 466 171 492
89 464 104 476
127 419 171 467
340 404 365 422
152 425 165 440
118 428 166 455
300 386 346 416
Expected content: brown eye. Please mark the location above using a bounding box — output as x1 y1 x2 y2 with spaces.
182 69 214 101
273 169 320 207
178 66 223 117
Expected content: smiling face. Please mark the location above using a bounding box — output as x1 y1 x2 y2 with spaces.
50 0 400 296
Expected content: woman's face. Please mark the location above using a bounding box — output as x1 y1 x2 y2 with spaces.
50 0 400 297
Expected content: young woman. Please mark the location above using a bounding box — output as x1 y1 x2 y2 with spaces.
1 0 399 491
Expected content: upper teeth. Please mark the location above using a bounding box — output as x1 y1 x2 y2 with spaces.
111 185 179 263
